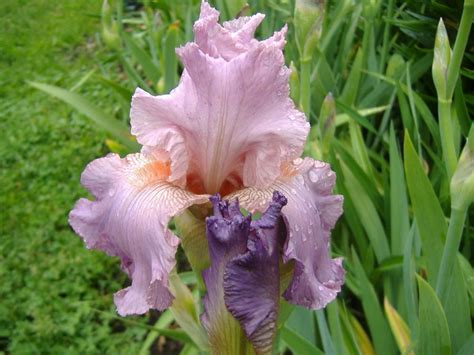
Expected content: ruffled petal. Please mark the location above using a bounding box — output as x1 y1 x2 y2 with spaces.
224 192 287 354
193 1 265 60
201 196 250 352
69 153 208 316
131 2 309 195
130 89 189 187
228 158 344 309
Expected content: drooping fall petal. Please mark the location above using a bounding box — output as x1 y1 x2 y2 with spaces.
69 153 208 316
202 192 287 354
228 158 345 309
130 1 309 194
201 196 250 353
224 191 287 354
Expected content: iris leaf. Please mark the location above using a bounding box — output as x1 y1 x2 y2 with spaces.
28 81 138 151
281 325 324 355
416 275 451 355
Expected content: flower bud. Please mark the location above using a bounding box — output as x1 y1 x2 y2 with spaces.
294 0 324 60
432 19 452 99
101 0 120 50
451 125 474 210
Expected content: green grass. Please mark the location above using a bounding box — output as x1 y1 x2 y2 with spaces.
0 1 148 352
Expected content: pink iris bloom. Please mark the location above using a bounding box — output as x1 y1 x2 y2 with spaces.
69 1 344 316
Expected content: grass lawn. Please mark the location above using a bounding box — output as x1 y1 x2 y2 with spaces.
0 1 148 352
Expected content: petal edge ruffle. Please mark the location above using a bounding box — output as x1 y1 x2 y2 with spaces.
69 153 208 315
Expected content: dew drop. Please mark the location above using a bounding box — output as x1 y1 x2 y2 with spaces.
289 115 296 121
295 224 300 232
293 157 303 165
295 175 304 184
302 234 307 242
309 170 318 182
313 160 325 168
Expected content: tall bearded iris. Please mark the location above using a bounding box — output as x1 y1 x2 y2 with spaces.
69 0 344 348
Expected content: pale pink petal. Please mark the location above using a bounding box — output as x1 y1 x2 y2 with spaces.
228 158 344 309
131 2 308 195
132 42 308 195
193 1 265 60
130 89 189 187
69 153 208 316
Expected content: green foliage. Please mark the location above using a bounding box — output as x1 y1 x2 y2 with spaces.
5 0 473 353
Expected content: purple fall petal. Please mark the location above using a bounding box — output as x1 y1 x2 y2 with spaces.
223 191 287 354
201 196 250 351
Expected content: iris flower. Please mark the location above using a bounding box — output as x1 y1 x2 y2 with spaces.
69 0 344 322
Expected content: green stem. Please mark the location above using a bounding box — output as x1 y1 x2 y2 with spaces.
438 98 457 181
446 4 474 98
379 0 394 73
299 58 312 119
435 207 467 303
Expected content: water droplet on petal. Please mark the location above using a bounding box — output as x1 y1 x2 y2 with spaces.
313 161 325 168
295 224 300 232
309 170 318 182
295 175 304 184
302 234 307 242
294 157 303 165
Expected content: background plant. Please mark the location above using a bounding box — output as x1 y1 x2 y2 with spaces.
3 0 472 353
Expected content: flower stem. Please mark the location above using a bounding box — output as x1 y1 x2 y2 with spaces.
438 98 457 181
435 207 467 303
299 58 312 119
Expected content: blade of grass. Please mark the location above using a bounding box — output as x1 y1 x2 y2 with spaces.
341 163 390 263
416 275 451 355
280 326 324 355
347 312 375 355
384 297 412 354
389 126 409 255
315 310 335 355
29 81 138 151
352 249 396 355
402 223 418 333
122 32 161 84
404 132 445 284
163 22 180 93
326 301 347 355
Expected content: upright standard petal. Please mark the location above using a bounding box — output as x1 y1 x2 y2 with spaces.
69 153 208 316
224 192 287 354
131 1 309 195
228 158 345 309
